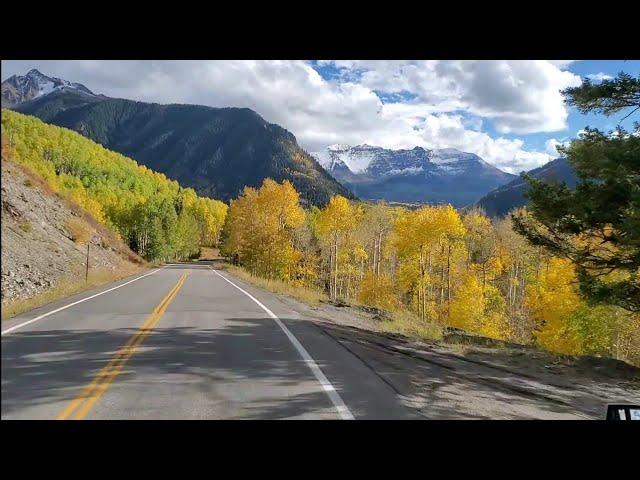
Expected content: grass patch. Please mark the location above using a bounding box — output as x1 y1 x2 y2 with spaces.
223 263 441 341
18 221 32 233
224 265 328 306
1 265 145 321
198 246 220 261
65 216 91 244
378 309 444 342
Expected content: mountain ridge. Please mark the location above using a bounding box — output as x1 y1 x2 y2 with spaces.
476 157 577 217
311 144 516 207
2 71 353 207
1 69 99 108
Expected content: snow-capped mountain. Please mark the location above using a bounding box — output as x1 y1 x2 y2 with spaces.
314 144 385 173
1 69 97 108
311 144 516 207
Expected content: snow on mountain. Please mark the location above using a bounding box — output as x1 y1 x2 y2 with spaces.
312 144 384 173
312 144 516 206
313 144 495 178
427 148 491 175
386 166 424 176
1 69 97 108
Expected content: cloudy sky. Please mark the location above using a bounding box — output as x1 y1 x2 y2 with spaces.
2 60 638 173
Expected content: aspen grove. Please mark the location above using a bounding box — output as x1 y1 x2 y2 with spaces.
222 179 639 366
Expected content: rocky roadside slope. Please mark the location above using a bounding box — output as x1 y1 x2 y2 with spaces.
1 160 144 310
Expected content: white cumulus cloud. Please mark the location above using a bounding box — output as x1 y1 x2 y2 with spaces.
545 138 571 156
2 59 578 172
586 72 613 82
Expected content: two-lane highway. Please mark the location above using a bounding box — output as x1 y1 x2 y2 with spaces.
2 263 419 419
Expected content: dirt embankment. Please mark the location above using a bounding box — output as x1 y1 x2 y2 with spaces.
1 160 145 316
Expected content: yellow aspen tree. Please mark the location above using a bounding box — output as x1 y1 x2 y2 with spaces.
221 179 304 279
526 257 583 354
316 196 356 301
449 272 485 332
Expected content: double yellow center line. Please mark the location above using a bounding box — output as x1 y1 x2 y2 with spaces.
57 272 189 420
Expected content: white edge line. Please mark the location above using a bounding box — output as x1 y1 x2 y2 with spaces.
1 267 165 336
210 267 355 420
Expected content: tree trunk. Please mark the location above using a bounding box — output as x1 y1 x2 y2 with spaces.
377 231 383 277
329 243 335 300
427 250 433 306
440 243 446 312
447 244 452 303
447 244 452 319
372 238 378 275
482 262 486 290
334 238 339 301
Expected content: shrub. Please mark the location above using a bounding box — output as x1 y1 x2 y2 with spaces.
65 217 91 244
358 272 400 311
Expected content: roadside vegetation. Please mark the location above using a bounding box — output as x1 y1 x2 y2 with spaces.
220 179 638 366
2 73 637 367
2 110 227 262
218 71 640 367
223 265 328 306
1 158 147 320
514 72 640 313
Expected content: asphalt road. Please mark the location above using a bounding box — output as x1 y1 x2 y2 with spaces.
1 263 421 420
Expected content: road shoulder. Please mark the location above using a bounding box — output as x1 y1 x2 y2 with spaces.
219 263 640 419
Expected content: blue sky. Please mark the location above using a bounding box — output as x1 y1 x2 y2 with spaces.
515 60 639 153
3 60 638 174
310 60 639 163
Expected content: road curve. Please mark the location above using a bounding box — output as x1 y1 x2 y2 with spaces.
1 263 420 420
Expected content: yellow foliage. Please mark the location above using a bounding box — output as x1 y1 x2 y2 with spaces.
315 195 362 300
479 286 510 340
222 178 305 280
616 313 640 367
315 195 355 239
526 257 583 354
358 272 399 311
1 110 227 261
449 272 485 332
480 312 511 341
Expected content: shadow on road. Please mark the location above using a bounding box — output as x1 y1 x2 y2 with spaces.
3 310 625 419
3 318 352 419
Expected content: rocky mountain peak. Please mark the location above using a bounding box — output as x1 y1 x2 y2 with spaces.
2 69 96 108
311 143 516 206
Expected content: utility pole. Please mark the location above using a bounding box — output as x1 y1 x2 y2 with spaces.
85 242 90 282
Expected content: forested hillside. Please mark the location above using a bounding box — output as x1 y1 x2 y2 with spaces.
477 158 577 217
13 88 353 206
1 110 227 262
221 180 640 366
